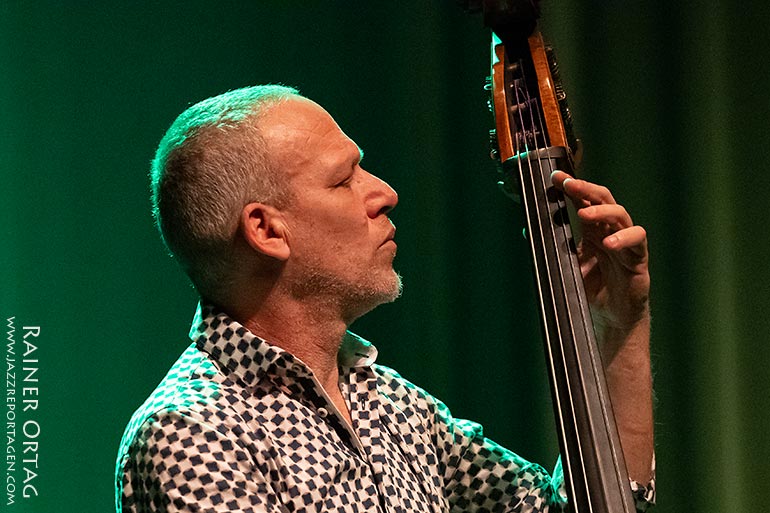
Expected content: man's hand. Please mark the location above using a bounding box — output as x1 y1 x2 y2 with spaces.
550 170 650 333
551 170 654 484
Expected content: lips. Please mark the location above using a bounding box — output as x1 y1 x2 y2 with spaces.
381 226 396 246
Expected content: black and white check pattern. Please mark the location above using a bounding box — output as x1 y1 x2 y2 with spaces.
116 303 654 512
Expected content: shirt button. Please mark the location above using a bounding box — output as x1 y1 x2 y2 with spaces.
317 408 328 418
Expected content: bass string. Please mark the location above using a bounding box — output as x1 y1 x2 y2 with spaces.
559 113 635 512
536 47 631 509
510 45 593 509
527 42 630 510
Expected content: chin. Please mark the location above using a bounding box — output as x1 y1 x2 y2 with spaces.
385 271 403 301
373 269 403 302
344 271 403 322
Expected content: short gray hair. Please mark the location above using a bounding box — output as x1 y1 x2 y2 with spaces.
150 84 299 301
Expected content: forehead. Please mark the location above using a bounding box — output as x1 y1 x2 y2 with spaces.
259 97 360 178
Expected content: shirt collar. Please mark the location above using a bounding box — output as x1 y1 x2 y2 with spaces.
188 302 378 384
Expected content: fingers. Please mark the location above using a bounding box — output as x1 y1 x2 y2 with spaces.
580 205 647 256
551 172 651 325
603 225 647 253
550 170 648 258
551 170 616 206
577 203 633 229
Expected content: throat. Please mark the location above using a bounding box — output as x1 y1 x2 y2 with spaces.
325 381 353 426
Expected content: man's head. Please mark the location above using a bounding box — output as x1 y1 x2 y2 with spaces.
151 85 298 300
152 86 400 321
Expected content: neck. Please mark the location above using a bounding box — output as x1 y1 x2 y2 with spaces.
222 289 349 395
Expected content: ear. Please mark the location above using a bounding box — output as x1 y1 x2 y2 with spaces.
239 203 290 261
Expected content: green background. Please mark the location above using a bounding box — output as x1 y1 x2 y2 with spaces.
2 1 769 511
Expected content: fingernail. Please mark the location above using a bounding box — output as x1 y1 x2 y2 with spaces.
606 235 619 247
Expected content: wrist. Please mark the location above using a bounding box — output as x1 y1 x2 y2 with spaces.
596 308 651 362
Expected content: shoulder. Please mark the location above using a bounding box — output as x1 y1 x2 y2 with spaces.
116 343 227 466
370 363 487 441
371 363 428 400
370 363 452 424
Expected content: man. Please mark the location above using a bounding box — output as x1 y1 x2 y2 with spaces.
116 85 654 512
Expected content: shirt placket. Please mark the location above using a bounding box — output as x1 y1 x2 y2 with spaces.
348 368 414 513
276 359 372 462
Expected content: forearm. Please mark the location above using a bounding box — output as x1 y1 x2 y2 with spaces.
598 312 654 484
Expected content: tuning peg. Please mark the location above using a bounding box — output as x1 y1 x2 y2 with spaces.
489 129 500 161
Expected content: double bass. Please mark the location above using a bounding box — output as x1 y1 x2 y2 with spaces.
464 1 640 511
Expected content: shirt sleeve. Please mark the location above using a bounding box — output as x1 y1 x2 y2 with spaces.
629 454 656 511
119 408 281 513
434 399 567 513
433 399 655 512
551 454 656 512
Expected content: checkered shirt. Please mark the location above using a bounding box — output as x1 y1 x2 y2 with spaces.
116 303 654 512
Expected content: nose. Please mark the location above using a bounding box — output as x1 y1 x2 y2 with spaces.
364 170 398 218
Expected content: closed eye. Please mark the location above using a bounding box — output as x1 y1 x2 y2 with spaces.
334 175 353 188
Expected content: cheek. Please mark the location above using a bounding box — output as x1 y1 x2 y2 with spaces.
327 216 370 249
299 208 367 251
290 192 371 250
317 199 369 230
